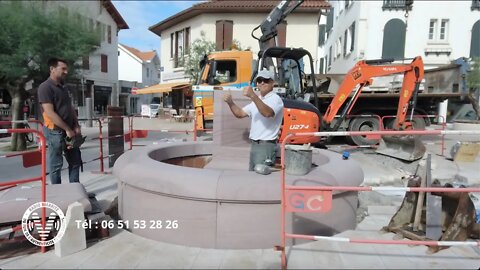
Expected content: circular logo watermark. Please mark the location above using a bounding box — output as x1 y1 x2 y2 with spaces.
22 202 66 247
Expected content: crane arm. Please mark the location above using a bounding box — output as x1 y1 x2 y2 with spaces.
251 0 304 72
323 57 424 129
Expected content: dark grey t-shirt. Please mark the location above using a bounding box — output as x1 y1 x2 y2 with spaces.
38 78 75 129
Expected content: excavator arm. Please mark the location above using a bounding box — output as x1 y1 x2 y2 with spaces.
323 56 424 131
251 0 304 74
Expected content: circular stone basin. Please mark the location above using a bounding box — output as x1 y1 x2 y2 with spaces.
113 141 363 249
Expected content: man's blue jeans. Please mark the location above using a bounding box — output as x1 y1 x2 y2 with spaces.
43 127 82 184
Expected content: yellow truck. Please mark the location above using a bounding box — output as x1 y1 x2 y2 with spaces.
193 50 254 130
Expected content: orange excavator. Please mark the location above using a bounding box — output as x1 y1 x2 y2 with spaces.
277 54 426 161
322 56 426 161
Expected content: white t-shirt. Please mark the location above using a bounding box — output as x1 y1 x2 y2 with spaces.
242 91 284 141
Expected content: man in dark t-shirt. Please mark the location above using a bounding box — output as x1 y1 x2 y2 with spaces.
38 57 82 184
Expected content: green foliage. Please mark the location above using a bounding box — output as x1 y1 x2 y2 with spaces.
0 1 100 87
230 39 250 51
182 31 216 83
468 57 480 90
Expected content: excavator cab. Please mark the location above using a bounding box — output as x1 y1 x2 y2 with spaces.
252 47 321 144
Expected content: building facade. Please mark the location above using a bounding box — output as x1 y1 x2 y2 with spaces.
319 0 480 74
149 1 329 84
118 44 161 114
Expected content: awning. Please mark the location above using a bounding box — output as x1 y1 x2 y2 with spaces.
133 82 191 95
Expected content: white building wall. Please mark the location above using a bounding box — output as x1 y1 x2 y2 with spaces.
160 12 320 82
118 46 143 82
141 60 160 87
324 1 478 74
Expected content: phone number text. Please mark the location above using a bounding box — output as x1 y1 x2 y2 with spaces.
75 219 179 230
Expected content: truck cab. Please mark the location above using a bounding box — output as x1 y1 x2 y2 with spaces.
192 50 254 130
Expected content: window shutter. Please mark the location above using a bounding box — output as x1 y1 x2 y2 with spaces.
344 30 348 56
277 21 287 47
319 25 326 46
216 20 234 50
216 21 224 51
108 25 111 44
101 54 108 73
326 7 334 34
224 20 233 50
82 56 89 70
185 27 190 53
350 22 355 52
170 33 174 58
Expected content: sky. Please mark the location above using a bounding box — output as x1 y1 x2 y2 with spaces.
112 0 202 52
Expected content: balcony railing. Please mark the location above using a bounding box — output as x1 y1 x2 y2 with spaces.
472 0 480 10
382 0 413 11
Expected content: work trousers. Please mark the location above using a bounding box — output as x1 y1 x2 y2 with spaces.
43 127 82 184
249 140 277 171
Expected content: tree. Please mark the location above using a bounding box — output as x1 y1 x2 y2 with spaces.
467 57 480 120
0 2 100 151
182 31 216 84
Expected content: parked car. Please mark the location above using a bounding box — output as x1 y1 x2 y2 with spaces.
150 104 161 117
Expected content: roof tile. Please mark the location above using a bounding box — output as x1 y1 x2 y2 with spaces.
121 44 156 62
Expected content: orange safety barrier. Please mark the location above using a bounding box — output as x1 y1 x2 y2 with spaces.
341 114 383 141
279 129 480 269
0 120 44 167
0 128 47 253
78 116 132 174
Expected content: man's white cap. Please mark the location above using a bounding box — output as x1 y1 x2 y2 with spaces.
255 69 275 80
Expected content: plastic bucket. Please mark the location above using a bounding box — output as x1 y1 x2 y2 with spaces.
285 144 312 175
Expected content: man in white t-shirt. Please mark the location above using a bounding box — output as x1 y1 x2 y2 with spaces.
223 69 284 171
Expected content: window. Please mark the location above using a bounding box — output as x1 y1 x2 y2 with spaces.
82 56 89 70
471 20 480 57
472 0 480 10
428 19 436 40
428 19 449 42
210 60 237 84
176 30 184 56
108 25 111 44
147 68 150 78
382 19 406 59
101 54 108 73
440 19 449 41
172 28 191 67
216 20 233 50
328 46 332 69
345 0 350 8
344 29 348 56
